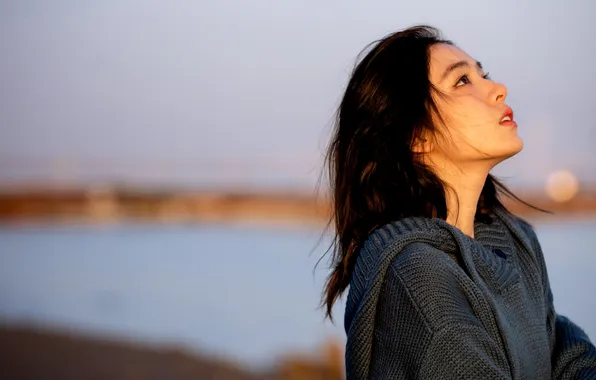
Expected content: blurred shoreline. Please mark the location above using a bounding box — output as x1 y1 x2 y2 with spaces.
1 185 596 227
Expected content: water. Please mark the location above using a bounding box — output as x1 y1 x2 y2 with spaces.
0 218 595 366
0 222 344 366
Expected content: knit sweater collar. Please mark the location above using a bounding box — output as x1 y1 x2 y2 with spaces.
352 207 528 265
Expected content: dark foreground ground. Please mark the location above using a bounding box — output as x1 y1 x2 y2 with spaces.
0 325 344 380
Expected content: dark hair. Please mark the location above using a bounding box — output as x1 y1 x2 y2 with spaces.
321 25 535 320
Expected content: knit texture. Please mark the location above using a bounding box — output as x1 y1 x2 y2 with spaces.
344 207 596 379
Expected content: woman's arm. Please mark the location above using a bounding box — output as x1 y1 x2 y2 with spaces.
551 313 596 379
519 220 596 379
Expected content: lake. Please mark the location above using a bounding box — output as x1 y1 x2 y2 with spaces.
0 217 595 367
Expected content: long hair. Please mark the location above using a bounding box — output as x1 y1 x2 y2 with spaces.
321 25 535 320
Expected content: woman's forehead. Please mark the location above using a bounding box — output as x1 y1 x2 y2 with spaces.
428 44 477 81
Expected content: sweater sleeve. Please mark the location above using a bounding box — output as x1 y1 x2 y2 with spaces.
369 244 512 379
520 220 596 379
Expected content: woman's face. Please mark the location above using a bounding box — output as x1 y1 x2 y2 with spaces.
426 43 523 167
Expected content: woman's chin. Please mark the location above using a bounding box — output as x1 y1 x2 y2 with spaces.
502 143 524 162
510 137 524 156
486 139 524 166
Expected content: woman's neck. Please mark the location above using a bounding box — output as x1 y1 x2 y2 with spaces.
440 166 490 239
445 192 481 238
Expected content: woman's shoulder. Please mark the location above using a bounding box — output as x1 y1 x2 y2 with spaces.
361 216 460 256
386 240 460 273
380 241 482 332
509 213 537 237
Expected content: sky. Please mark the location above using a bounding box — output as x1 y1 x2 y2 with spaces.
1 0 595 191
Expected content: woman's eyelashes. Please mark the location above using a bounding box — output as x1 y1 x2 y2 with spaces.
454 72 491 87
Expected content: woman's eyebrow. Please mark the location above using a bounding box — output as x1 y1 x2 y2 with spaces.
440 60 483 82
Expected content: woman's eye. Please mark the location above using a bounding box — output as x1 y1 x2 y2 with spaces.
455 72 491 87
455 75 470 87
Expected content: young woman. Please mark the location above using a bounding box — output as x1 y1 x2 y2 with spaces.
321 25 596 379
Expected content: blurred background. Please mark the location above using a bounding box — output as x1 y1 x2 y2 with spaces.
0 0 595 379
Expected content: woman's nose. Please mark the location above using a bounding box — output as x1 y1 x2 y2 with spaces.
492 82 508 103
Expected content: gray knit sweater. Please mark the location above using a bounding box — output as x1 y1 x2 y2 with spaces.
344 207 596 379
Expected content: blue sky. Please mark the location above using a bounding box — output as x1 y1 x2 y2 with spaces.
1 0 595 191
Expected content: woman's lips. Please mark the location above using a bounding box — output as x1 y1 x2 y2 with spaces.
500 120 517 127
499 107 517 127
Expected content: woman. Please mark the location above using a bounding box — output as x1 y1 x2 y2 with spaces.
321 25 596 379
